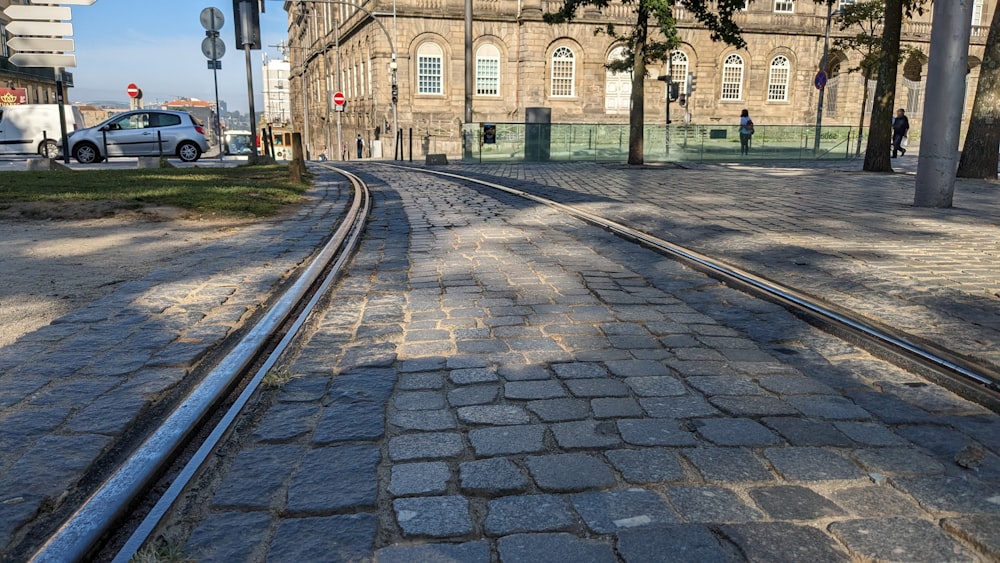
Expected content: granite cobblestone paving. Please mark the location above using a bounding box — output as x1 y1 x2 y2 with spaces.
177 164 998 562
0 174 352 556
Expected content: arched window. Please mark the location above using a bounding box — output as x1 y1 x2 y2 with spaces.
768 55 790 102
605 46 631 114
721 54 744 100
417 42 443 95
670 50 689 95
551 46 575 97
476 44 501 96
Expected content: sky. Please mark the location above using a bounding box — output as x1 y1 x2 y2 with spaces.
64 0 289 114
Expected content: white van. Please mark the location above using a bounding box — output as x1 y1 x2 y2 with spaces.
0 104 86 158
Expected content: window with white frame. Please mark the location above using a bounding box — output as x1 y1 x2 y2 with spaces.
605 46 631 114
670 51 689 95
768 56 790 101
476 44 501 96
839 0 856 6
774 0 794 13
551 46 575 97
973 0 984 25
417 43 444 94
721 54 744 100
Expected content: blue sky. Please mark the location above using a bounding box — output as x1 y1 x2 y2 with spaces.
66 0 288 113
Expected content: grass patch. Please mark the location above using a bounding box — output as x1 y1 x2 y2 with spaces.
0 164 308 218
262 365 298 389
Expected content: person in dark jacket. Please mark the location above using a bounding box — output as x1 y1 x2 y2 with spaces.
892 108 910 158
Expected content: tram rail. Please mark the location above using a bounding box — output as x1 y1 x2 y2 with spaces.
29 165 370 563
386 163 1000 412
24 161 999 560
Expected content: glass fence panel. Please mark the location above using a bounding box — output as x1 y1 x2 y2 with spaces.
463 123 861 163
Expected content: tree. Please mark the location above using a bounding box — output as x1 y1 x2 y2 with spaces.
832 0 885 157
544 0 747 165
863 0 925 172
958 0 1000 179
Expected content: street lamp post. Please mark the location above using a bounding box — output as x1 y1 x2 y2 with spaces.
814 2 836 154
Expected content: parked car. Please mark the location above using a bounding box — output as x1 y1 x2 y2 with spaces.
0 103 86 158
67 109 209 163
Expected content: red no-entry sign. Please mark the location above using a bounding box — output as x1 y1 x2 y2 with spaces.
126 83 140 98
333 91 345 106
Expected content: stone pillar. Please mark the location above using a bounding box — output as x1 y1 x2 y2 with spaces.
914 0 974 208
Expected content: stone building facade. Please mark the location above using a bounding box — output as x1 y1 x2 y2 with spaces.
282 0 993 159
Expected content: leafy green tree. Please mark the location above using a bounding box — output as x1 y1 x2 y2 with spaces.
958 0 1000 179
544 0 748 165
832 0 884 156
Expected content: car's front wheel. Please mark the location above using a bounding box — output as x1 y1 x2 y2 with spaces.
73 142 101 164
177 141 202 162
38 140 59 159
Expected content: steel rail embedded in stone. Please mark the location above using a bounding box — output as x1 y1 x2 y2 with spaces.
31 166 370 563
387 163 1000 412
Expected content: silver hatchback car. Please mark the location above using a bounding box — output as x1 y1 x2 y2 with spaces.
67 109 210 163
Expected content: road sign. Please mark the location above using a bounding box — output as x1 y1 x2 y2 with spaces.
2 5 72 20
9 53 76 68
5 37 75 52
6 21 73 36
200 7 225 31
202 36 226 59
814 70 828 90
127 83 141 98
333 91 346 106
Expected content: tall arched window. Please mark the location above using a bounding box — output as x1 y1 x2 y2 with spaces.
768 55 790 102
721 54 744 100
476 44 501 96
670 51 689 96
551 46 575 97
605 46 631 114
417 42 443 95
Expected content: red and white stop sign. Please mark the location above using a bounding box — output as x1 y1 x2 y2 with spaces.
126 83 140 98
333 91 345 106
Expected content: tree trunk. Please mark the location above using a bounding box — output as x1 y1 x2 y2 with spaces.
958 0 1000 178
856 72 870 157
628 7 649 165
863 0 904 172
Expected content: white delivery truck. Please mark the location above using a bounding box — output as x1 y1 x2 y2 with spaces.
0 104 86 158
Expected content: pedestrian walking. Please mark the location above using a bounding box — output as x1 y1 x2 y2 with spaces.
892 108 909 158
739 109 755 156
356 134 365 159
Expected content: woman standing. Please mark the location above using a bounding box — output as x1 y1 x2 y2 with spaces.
739 109 754 156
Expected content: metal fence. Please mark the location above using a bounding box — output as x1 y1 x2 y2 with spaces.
461 123 868 163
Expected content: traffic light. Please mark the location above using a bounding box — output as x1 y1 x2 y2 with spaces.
391 84 398 104
678 94 686 107
686 72 697 96
668 82 680 102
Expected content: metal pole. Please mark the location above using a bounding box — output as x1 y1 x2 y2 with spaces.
465 0 473 124
240 1 259 164
56 68 69 163
814 1 833 154
335 18 343 161
211 10 223 160
915 0 974 207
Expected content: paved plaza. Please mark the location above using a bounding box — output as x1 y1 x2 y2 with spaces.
1 158 999 561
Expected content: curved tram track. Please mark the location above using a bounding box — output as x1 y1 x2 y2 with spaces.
28 162 999 561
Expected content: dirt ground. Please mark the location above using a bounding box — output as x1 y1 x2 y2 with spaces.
0 202 255 348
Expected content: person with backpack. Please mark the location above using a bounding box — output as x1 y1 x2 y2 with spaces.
739 109 755 156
